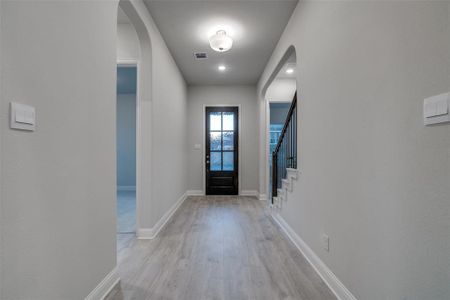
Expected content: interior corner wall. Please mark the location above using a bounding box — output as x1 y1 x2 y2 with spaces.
0 1 118 299
187 85 259 194
258 1 450 300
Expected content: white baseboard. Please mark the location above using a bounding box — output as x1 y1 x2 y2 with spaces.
258 193 267 201
85 267 119 300
186 190 204 196
270 212 357 300
240 190 259 197
137 192 188 239
136 228 154 239
117 186 136 192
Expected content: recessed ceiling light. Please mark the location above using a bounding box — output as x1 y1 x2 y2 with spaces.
286 68 294 74
209 30 233 52
218 65 226 71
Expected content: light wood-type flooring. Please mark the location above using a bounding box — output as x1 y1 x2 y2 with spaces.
107 196 336 300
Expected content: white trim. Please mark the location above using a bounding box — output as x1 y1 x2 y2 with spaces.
202 104 242 195
117 59 139 66
84 267 120 300
136 228 154 239
258 193 267 201
186 190 204 196
265 98 271 199
270 212 357 300
240 190 259 197
137 192 188 239
117 186 136 192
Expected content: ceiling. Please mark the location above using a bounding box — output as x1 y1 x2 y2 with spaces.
143 0 298 85
266 51 296 102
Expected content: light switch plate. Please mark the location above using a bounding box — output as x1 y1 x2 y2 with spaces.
10 102 36 131
424 93 449 125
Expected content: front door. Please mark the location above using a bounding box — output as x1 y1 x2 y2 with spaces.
205 107 239 195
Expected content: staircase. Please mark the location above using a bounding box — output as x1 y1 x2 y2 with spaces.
272 93 298 208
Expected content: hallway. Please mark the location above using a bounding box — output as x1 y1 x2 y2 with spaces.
108 196 336 300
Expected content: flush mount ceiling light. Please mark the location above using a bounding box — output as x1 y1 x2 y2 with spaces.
218 65 227 71
286 68 294 74
209 30 233 52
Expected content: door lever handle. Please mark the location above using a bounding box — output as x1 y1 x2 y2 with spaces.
206 161 210 163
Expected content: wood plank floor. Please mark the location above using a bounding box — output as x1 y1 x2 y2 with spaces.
107 196 336 300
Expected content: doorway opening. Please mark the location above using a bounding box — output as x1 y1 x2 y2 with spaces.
263 48 297 200
116 65 137 241
205 106 239 195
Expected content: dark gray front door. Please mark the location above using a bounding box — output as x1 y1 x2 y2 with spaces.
205 106 239 195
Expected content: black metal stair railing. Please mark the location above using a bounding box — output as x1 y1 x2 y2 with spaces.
272 93 297 204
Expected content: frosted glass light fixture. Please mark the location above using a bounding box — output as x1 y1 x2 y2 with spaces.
209 30 233 52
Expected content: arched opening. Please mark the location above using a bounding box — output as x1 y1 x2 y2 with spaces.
116 0 153 250
261 46 297 203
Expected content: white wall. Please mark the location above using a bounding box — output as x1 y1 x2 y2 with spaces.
0 1 118 299
187 85 259 194
265 78 296 102
258 1 450 300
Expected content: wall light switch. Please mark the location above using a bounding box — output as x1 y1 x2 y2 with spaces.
424 93 449 125
194 144 201 150
10 102 36 131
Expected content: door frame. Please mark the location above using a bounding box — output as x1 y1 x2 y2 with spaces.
202 104 242 196
117 59 141 232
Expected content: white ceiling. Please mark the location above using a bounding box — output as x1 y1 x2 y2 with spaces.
266 51 297 102
143 0 298 85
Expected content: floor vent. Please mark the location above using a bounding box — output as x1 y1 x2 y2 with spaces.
194 52 208 60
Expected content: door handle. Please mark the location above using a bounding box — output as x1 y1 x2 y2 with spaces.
206 161 210 163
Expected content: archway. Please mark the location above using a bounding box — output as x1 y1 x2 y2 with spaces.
261 46 297 203
116 0 153 242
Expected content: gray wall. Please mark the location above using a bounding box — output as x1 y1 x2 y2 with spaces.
0 0 188 298
117 94 136 188
117 67 137 188
270 103 290 125
187 85 259 193
258 1 450 299
0 1 118 299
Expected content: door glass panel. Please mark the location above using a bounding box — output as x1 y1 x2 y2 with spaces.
223 152 234 171
223 132 234 150
223 112 234 130
210 132 222 150
210 152 221 171
210 112 222 131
